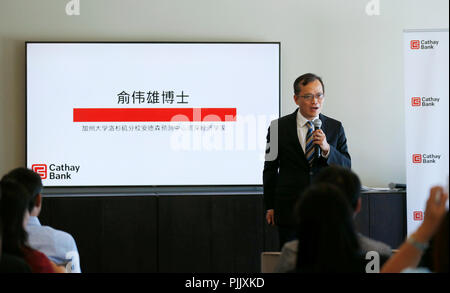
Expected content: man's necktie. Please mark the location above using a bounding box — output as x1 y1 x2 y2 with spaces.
305 121 314 167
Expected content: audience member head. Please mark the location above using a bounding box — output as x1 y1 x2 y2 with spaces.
0 178 31 257
4 168 43 217
294 183 362 272
313 166 362 215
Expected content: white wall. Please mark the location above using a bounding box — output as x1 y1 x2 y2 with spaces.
0 0 448 187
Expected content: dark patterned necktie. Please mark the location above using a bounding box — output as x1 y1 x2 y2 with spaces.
305 121 314 167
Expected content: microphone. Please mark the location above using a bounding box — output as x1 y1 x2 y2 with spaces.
388 183 406 189
313 118 322 158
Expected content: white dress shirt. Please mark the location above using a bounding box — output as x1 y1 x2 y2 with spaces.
26 216 81 273
296 110 329 158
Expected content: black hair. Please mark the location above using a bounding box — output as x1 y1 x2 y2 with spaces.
312 166 361 210
4 168 43 213
294 183 362 272
0 178 30 257
293 73 325 95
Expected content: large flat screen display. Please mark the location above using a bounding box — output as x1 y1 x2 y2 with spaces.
26 42 280 187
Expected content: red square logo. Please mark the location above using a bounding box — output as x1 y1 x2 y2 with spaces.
32 164 48 179
410 40 420 50
412 154 422 164
411 97 421 107
413 211 423 221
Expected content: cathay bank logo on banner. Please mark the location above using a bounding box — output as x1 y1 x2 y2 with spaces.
411 96 441 107
412 154 442 164
32 163 80 180
410 40 420 49
413 211 423 221
410 39 439 50
411 97 421 106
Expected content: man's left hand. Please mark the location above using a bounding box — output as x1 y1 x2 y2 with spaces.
313 129 330 155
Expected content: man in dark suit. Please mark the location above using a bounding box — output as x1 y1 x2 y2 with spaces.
263 73 351 249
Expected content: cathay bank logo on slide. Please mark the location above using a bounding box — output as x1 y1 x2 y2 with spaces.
31 164 48 179
32 163 80 180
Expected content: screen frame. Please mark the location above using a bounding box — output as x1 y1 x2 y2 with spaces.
25 41 281 191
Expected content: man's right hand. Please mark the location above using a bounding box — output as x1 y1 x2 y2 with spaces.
266 209 275 226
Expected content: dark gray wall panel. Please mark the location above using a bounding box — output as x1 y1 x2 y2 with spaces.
37 191 405 272
158 196 212 273
370 193 406 249
102 197 158 272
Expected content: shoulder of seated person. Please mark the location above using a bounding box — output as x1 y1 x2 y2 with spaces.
40 225 76 242
282 239 299 251
358 234 391 248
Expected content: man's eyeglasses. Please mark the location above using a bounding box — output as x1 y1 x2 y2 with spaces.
298 93 324 101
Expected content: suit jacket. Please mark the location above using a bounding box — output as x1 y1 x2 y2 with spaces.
263 109 351 226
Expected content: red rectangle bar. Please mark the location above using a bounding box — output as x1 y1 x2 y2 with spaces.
73 108 237 122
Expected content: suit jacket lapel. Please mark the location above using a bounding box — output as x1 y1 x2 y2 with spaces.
319 113 328 137
289 109 307 162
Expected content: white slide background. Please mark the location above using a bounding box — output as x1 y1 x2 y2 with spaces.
27 43 279 186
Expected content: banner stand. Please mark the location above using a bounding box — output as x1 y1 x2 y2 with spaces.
404 29 449 235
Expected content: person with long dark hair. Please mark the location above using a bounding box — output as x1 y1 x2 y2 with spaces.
294 183 365 272
5 167 81 272
0 178 64 273
275 166 392 273
0 182 31 272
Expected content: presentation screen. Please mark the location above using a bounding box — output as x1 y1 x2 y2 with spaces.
26 42 280 187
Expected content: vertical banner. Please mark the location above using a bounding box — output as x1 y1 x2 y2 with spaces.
404 29 449 235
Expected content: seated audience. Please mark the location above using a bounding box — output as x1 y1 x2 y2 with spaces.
0 187 31 273
381 186 448 273
292 183 367 273
275 166 391 273
4 168 81 273
0 178 65 273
